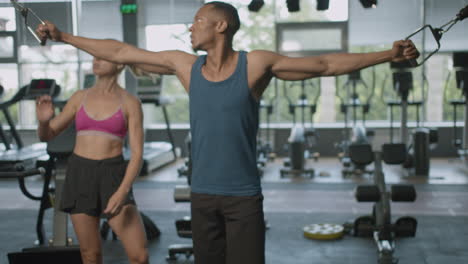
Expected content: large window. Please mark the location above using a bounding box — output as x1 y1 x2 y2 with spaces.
0 0 79 127
17 45 80 126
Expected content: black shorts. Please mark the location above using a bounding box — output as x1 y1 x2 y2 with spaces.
60 153 136 217
191 192 265 264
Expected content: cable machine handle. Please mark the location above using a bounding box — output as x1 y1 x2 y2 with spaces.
457 5 468 21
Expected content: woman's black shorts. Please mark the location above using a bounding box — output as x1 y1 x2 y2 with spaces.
60 153 136 217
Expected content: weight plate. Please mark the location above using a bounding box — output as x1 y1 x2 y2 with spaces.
303 223 344 240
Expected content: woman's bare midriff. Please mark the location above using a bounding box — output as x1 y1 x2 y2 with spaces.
73 135 124 160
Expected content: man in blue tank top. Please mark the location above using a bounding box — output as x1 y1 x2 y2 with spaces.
38 2 419 263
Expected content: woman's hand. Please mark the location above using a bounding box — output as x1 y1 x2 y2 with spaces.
103 189 128 217
35 95 54 123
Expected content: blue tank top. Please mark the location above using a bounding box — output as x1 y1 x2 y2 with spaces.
189 51 261 196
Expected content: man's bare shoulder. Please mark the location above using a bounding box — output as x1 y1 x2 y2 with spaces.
248 50 278 58
165 50 198 65
247 50 283 66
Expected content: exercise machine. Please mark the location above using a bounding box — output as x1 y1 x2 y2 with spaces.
177 132 192 179
0 84 8 147
385 62 437 177
257 96 276 173
0 79 59 171
404 5 468 67
336 70 376 177
446 52 468 168
168 166 193 262
353 151 417 264
388 4 468 176
125 75 177 175
6 123 82 264
280 79 320 178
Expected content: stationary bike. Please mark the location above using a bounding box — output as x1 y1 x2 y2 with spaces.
336 70 376 177
280 79 320 178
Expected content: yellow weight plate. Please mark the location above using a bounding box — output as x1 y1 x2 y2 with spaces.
303 223 344 240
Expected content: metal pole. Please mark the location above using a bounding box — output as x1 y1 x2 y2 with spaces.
121 0 138 94
373 152 390 228
420 0 427 124
401 100 409 144
389 105 394 143
463 86 468 163
162 105 177 161
3 108 23 148
52 158 69 246
71 0 82 90
15 9 23 126
396 79 409 144
301 81 305 126
344 81 350 141
352 81 357 126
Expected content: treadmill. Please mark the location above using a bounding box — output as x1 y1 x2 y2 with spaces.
0 79 60 171
123 75 177 175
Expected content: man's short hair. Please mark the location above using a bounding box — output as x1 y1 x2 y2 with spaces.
205 1 240 37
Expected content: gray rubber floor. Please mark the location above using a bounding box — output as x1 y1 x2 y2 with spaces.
1 188 468 264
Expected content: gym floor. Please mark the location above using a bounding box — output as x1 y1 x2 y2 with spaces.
1 157 468 264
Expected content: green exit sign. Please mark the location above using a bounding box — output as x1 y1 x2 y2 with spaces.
121 3 137 14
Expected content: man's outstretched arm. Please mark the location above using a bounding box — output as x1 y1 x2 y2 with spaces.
37 22 196 76
255 40 419 81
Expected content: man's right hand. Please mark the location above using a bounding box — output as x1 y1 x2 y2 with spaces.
36 95 54 123
36 21 62 42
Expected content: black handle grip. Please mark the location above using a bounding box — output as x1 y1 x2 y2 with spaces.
0 167 45 179
458 5 468 21
408 59 418 67
40 28 49 46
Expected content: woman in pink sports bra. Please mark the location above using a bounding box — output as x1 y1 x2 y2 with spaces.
35 57 149 264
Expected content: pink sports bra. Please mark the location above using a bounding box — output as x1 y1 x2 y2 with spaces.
75 90 128 140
